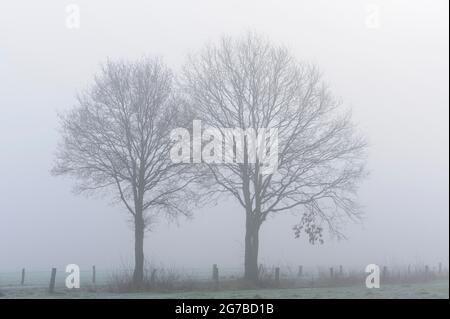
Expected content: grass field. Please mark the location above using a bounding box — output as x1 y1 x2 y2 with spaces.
1 279 448 299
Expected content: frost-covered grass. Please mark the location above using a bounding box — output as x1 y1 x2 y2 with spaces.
1 280 448 299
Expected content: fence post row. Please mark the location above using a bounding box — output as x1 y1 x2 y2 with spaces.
8 262 448 290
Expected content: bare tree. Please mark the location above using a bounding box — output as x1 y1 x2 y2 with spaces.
52 58 196 287
182 33 368 283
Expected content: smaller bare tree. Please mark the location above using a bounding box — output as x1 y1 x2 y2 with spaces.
52 58 197 287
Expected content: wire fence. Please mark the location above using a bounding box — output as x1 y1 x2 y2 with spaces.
0 263 448 291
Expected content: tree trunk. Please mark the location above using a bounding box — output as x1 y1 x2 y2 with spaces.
133 214 145 287
244 214 260 283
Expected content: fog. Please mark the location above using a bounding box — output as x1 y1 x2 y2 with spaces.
0 0 448 272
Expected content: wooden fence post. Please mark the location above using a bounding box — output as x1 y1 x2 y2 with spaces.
92 265 96 284
21 268 25 285
150 269 157 284
49 268 57 293
258 264 263 277
274 267 280 284
382 266 388 281
212 264 219 288
298 265 303 277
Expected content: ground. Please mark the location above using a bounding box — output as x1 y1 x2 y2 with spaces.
1 280 448 299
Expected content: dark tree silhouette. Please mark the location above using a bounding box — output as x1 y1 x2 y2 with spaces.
182 33 368 282
52 58 196 286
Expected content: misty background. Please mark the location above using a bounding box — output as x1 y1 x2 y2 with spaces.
0 0 448 272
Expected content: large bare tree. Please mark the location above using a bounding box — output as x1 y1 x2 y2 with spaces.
52 58 196 286
182 33 368 282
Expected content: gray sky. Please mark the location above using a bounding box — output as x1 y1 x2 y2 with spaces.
0 0 448 272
